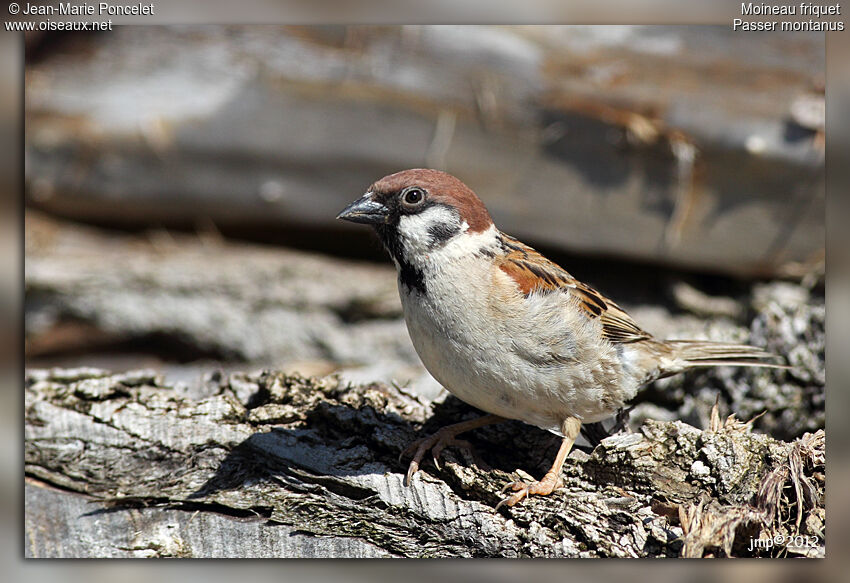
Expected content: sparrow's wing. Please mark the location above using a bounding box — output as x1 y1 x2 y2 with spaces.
496 234 652 344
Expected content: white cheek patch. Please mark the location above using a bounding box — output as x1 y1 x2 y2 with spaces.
397 205 463 255
437 223 499 261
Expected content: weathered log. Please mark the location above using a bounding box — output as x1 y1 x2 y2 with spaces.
25 368 824 558
25 211 409 364
25 26 824 277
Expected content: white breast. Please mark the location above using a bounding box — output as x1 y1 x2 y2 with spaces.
398 228 636 434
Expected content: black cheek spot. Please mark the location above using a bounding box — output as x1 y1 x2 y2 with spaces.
427 222 461 246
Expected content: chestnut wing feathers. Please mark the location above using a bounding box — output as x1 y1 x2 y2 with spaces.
496 234 651 344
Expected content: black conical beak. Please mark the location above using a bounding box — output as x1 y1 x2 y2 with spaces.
336 194 390 225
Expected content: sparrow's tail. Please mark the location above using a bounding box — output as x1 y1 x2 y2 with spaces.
669 340 785 368
663 340 788 375
635 339 789 383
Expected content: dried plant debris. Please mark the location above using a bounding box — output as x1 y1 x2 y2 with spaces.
676 407 824 558
754 430 825 550
25 369 824 558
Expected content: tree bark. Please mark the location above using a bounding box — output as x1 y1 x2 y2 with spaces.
25 368 824 558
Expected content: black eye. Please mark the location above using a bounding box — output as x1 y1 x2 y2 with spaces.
402 187 426 207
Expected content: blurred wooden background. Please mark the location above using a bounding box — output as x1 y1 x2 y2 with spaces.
25 26 824 276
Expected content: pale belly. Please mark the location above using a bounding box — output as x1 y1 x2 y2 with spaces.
400 279 635 434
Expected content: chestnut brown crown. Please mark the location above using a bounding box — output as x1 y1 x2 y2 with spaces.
369 169 493 233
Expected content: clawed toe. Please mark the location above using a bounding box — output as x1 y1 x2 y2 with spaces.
399 433 475 485
499 480 525 495
399 432 490 485
430 437 473 470
495 475 564 510
495 481 529 509
495 488 527 510
396 415 503 488
398 436 426 465
405 457 421 486
400 436 432 485
399 416 578 510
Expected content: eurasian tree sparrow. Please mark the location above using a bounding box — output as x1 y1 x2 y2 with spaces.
337 169 784 508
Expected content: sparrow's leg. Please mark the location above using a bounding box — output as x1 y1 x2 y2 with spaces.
400 414 504 485
496 416 582 509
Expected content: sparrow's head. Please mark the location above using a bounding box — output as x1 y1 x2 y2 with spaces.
337 169 493 262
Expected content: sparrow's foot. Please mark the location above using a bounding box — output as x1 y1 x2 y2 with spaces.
401 434 472 485
496 472 564 509
495 416 581 509
399 414 503 486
